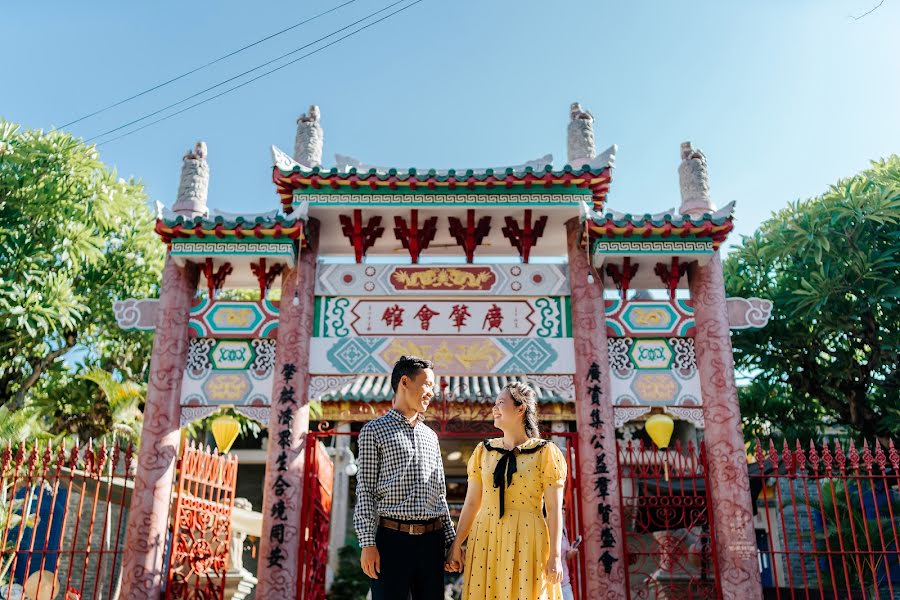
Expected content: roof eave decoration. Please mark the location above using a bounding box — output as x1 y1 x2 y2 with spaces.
585 200 736 250
155 203 306 245
270 145 616 213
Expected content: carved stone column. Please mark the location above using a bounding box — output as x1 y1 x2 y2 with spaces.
689 254 762 599
255 221 318 598
565 218 627 599
120 256 199 599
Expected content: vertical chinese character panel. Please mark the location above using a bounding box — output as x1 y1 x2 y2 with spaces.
565 218 627 599
257 236 319 599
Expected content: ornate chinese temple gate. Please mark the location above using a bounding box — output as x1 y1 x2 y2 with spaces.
114 102 780 600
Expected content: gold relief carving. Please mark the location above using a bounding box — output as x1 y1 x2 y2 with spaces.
432 342 456 368
213 308 255 328
204 374 251 401
632 373 679 402
630 308 671 326
382 340 432 366
390 267 495 291
452 340 503 369
381 339 503 371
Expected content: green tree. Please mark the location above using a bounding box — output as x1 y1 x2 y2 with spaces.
0 121 164 434
724 156 900 440
327 545 370 600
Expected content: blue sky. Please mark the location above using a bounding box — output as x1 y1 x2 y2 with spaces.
6 0 900 251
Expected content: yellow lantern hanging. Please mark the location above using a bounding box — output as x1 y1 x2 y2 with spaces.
211 411 241 454
645 413 675 481
645 413 675 450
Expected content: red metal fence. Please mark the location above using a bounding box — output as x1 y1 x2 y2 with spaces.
750 439 900 600
0 440 134 600
617 439 721 599
296 437 334 600
165 442 238 600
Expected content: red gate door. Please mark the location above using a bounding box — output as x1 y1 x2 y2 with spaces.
297 437 334 600
165 442 239 600
617 439 722 599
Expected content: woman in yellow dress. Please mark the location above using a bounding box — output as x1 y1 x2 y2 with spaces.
446 381 567 600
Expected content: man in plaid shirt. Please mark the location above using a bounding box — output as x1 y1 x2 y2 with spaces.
354 356 455 600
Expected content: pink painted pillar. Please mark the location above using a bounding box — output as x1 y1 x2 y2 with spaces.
121 256 199 599
256 221 318 599
565 218 627 599
689 254 762 599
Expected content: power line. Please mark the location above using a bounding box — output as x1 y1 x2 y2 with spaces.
86 0 409 142
96 0 424 147
60 0 359 129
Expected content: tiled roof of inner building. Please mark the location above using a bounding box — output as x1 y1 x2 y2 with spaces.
317 376 570 404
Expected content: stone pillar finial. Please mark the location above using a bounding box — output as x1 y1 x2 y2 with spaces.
678 141 714 216
567 102 596 166
172 141 209 218
294 105 323 167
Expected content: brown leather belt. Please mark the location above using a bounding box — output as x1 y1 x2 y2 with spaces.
378 517 441 535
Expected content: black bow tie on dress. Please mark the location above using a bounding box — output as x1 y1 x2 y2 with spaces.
484 439 547 518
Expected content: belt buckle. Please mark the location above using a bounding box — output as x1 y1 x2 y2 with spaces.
409 524 424 535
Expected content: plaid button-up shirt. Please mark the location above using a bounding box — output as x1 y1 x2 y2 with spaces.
353 408 455 548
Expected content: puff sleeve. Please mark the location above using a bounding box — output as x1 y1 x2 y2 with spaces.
542 442 568 489
467 441 484 483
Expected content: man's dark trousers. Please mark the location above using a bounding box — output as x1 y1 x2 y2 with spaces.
369 526 445 600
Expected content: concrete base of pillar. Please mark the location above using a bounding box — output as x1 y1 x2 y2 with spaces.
224 568 258 600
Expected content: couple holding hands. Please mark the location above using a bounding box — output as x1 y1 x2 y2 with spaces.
353 356 572 600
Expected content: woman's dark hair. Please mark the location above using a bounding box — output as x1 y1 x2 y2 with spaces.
505 381 539 439
390 355 434 392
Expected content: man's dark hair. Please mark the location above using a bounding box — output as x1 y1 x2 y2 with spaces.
390 355 433 393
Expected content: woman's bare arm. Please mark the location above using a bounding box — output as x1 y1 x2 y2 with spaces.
453 476 483 546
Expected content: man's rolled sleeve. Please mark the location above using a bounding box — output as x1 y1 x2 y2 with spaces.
352 424 379 547
438 462 456 548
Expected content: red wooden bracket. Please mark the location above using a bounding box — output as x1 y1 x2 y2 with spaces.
447 210 492 263
202 257 233 299
501 209 547 263
250 257 286 300
605 257 639 299
338 209 384 263
653 257 691 300
394 210 438 264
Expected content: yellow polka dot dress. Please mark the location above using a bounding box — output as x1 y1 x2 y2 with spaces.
461 438 567 600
